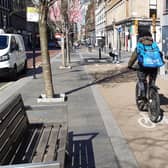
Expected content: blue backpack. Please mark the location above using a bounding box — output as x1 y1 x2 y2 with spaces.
137 42 164 68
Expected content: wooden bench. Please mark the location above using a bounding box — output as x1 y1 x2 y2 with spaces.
0 94 68 168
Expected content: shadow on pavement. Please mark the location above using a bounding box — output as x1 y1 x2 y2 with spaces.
0 67 43 83
160 94 168 106
66 132 98 168
65 69 135 95
158 94 168 122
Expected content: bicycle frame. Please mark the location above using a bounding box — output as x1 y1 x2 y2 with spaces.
133 68 161 123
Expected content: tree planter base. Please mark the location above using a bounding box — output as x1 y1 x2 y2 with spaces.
59 65 72 69
37 93 67 103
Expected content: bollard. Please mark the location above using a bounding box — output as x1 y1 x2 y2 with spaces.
99 48 101 59
88 45 92 52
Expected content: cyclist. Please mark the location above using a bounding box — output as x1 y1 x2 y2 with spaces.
127 30 164 100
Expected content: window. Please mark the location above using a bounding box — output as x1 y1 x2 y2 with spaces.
10 36 17 51
149 0 157 18
163 0 168 14
0 36 9 49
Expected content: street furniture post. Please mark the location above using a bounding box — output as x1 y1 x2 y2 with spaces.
99 47 101 59
32 23 36 79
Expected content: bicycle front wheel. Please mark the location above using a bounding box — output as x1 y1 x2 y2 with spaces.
148 87 160 123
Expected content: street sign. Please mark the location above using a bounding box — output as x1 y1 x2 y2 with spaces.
117 26 123 32
27 7 39 22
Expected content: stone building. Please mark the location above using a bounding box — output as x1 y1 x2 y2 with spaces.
161 0 168 57
105 0 161 52
85 1 96 45
95 0 106 47
160 0 168 75
0 0 27 33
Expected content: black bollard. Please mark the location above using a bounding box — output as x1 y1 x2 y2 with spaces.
99 48 101 59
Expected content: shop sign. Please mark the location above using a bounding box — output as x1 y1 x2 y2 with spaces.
27 7 39 22
139 21 151 26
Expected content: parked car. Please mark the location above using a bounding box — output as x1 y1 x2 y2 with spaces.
0 33 27 80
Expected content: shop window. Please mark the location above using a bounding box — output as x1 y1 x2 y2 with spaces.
149 0 157 18
150 9 157 18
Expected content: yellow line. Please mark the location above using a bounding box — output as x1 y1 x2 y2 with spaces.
0 82 13 91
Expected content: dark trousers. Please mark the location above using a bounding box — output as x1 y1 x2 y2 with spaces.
137 65 158 97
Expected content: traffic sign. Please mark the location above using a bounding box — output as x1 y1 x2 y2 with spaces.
117 26 123 32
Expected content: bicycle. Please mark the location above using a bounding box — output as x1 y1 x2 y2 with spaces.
130 67 161 123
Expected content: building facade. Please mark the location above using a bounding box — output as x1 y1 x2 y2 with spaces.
161 0 168 57
95 0 106 47
160 0 168 75
80 1 90 41
0 0 27 33
85 1 95 45
105 0 161 52
0 0 11 30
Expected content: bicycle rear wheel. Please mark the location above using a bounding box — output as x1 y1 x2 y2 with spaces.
135 83 147 111
148 87 160 123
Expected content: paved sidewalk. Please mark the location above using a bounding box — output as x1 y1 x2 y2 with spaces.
0 48 138 168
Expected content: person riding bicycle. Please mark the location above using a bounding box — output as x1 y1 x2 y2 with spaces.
128 30 164 100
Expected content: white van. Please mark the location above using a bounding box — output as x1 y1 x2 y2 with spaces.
0 33 27 80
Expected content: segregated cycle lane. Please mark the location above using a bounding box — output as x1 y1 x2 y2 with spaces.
83 48 168 168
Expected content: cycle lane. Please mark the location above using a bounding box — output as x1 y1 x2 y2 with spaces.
86 61 168 168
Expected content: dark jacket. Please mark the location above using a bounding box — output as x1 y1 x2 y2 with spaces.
128 36 154 68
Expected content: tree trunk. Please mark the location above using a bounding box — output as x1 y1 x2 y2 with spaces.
39 2 54 98
61 0 68 67
65 23 70 65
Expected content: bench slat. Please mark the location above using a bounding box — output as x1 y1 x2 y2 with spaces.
0 102 24 135
43 125 60 162
0 111 27 152
11 124 44 164
32 126 52 163
0 95 23 120
57 124 68 168
0 117 28 164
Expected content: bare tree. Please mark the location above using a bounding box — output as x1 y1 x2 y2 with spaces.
48 0 71 68
33 0 54 98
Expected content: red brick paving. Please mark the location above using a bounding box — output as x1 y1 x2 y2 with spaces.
26 50 61 69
